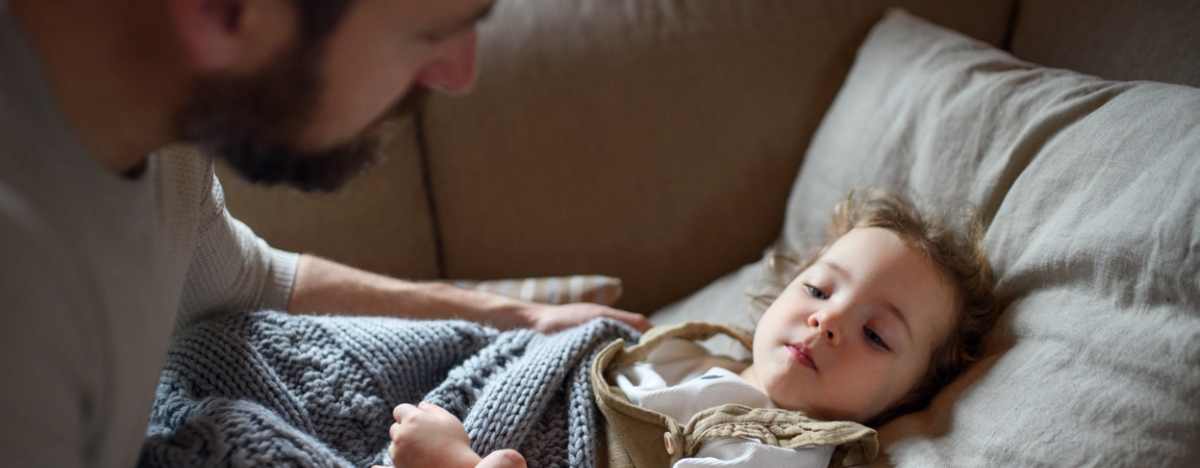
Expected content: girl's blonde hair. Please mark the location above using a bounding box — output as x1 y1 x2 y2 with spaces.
749 189 1001 427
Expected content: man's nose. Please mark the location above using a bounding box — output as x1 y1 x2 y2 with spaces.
414 28 479 95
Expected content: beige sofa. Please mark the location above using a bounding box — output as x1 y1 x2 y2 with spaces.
219 1 1200 466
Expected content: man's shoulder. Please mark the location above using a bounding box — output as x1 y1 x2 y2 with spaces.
0 176 61 254
0 177 92 329
153 144 218 213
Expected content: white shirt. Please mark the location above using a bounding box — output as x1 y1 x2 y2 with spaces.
616 339 834 468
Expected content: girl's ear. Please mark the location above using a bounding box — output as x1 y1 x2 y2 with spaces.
169 0 296 73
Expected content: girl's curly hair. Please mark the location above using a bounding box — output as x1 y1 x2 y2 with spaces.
748 190 1002 427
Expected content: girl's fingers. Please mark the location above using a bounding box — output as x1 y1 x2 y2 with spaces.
392 403 419 422
478 449 527 468
417 401 453 418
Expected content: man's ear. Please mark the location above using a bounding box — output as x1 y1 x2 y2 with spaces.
170 0 298 74
169 0 246 72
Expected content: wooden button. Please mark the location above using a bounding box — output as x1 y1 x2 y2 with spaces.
663 432 675 455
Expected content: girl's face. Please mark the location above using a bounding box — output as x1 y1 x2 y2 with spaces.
742 227 957 423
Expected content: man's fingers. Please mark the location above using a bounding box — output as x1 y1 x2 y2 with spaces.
605 309 651 332
592 306 651 332
530 303 653 334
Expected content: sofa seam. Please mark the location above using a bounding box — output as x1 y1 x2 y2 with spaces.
413 97 447 279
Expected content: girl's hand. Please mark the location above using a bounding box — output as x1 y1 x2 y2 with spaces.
384 402 481 468
478 449 527 468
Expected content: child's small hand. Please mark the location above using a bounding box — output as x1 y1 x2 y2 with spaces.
385 402 482 468
477 449 527 468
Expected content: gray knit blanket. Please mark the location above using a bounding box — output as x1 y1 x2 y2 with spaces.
138 311 638 468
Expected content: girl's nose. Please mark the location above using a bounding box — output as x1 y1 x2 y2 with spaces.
808 309 844 346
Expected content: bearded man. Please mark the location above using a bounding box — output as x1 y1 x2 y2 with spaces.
0 1 649 466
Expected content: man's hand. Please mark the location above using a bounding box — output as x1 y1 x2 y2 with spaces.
519 302 651 334
289 255 651 334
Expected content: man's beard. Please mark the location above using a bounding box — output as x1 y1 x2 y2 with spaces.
178 42 427 192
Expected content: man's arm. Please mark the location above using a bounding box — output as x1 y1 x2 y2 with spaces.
288 254 651 333
185 157 646 333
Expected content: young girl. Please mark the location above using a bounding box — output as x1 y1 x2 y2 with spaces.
381 190 1001 468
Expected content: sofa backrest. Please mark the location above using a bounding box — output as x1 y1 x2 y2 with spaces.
1009 0 1200 88
215 117 442 281
217 0 1197 313
410 0 1012 312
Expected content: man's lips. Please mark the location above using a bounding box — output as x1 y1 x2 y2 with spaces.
787 343 818 371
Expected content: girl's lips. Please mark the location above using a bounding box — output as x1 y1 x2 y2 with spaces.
787 343 818 371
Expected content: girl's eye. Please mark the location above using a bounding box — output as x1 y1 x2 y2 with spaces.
864 327 891 352
804 284 829 300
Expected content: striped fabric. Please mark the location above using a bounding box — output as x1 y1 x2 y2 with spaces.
439 275 623 306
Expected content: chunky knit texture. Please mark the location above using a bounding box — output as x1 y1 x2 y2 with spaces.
138 312 638 468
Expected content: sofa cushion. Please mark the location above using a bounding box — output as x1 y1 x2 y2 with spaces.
654 8 1200 466
437 275 623 306
420 0 1013 313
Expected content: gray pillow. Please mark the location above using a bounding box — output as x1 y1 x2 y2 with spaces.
653 8 1200 467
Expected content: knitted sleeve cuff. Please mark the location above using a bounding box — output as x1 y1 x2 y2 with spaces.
262 247 300 311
